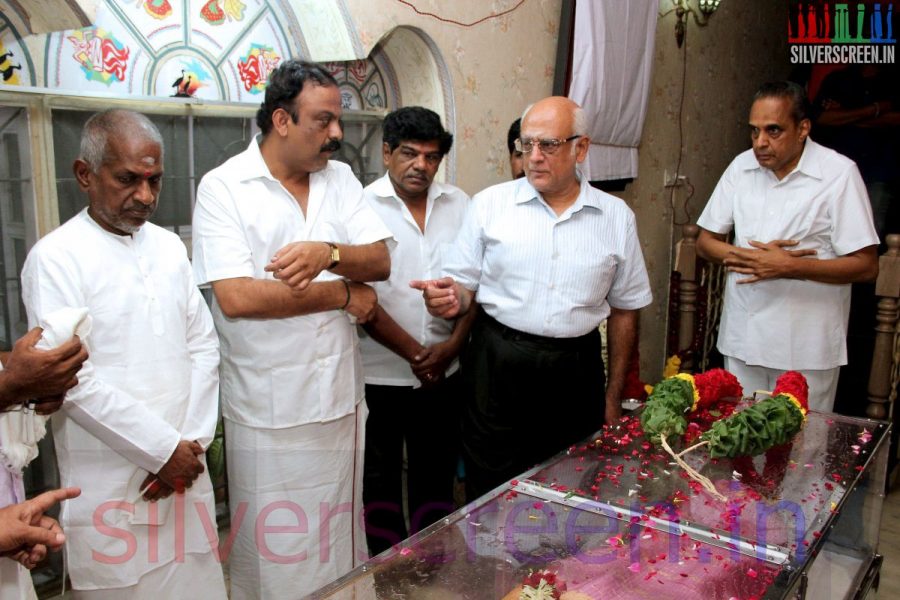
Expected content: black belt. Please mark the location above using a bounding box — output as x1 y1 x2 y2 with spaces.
478 308 599 351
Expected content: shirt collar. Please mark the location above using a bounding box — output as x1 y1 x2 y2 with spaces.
235 134 280 183
370 172 453 204
740 138 823 181
513 169 603 212
79 208 145 244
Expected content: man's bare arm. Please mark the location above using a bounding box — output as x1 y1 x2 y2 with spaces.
265 240 390 291
362 305 426 365
604 307 639 425
213 277 379 323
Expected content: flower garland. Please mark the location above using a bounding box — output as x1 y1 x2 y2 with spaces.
701 371 809 458
641 369 809 501
640 368 742 442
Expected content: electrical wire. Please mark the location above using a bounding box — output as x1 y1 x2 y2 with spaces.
394 0 527 27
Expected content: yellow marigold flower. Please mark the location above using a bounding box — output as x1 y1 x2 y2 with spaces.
673 372 699 412
663 355 682 378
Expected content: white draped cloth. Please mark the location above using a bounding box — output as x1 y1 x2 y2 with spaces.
21 210 225 596
568 0 658 180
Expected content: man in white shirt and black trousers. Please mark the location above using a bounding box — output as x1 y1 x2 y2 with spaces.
413 96 653 500
359 107 475 556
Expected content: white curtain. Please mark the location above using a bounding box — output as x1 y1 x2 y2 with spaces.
568 0 658 181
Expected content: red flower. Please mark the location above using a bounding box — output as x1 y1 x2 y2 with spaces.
773 371 809 412
693 369 743 409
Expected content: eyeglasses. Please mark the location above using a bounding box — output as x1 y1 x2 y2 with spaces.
514 135 581 155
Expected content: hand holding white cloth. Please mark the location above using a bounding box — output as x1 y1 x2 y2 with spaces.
0 307 91 473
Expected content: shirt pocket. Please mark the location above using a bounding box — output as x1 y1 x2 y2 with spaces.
567 254 617 307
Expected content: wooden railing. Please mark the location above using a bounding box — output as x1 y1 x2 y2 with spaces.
867 234 900 420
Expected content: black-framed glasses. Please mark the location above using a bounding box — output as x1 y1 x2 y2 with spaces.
514 135 581 155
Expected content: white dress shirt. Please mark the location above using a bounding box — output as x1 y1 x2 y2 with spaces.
697 139 879 370
21 210 221 590
359 173 470 386
446 175 653 337
192 137 393 427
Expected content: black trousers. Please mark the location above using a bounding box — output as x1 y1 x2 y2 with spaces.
462 312 606 501
362 373 461 556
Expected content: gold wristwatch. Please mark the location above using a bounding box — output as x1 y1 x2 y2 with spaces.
326 242 340 270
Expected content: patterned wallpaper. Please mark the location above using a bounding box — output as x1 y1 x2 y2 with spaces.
342 0 562 195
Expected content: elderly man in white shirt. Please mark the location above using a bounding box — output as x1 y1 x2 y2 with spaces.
697 81 879 412
21 109 226 598
192 60 392 598
414 96 653 499
358 107 474 556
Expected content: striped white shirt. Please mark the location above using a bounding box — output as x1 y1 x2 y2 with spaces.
445 175 652 337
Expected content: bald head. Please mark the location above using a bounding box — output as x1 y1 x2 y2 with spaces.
80 109 163 173
521 97 586 139
519 96 589 202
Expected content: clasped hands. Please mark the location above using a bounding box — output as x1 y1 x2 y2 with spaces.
264 241 378 323
410 341 455 387
723 239 816 283
140 440 205 502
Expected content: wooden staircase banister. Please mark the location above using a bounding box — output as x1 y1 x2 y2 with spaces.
867 234 900 420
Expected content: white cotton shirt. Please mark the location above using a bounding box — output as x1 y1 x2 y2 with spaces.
446 174 653 337
192 137 393 428
358 173 470 386
697 139 879 370
21 210 221 590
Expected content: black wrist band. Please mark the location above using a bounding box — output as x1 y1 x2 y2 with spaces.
340 279 351 310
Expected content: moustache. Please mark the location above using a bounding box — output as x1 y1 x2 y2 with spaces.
320 139 341 153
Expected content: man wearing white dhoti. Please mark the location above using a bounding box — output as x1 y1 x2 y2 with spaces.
192 60 392 598
21 110 226 598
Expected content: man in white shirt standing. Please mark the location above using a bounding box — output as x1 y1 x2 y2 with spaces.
21 109 226 598
192 60 392 597
697 81 879 412
359 107 474 556
414 96 653 499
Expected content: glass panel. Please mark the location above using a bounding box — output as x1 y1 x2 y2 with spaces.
0 106 35 348
313 409 889 599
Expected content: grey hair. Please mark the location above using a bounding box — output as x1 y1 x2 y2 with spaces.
79 110 163 173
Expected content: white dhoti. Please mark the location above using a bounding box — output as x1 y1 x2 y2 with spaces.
226 402 368 599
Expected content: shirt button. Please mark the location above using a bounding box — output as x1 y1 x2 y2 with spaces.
549 283 555 289
552 253 559 260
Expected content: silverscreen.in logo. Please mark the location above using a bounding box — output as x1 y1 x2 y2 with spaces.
789 2 895 63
